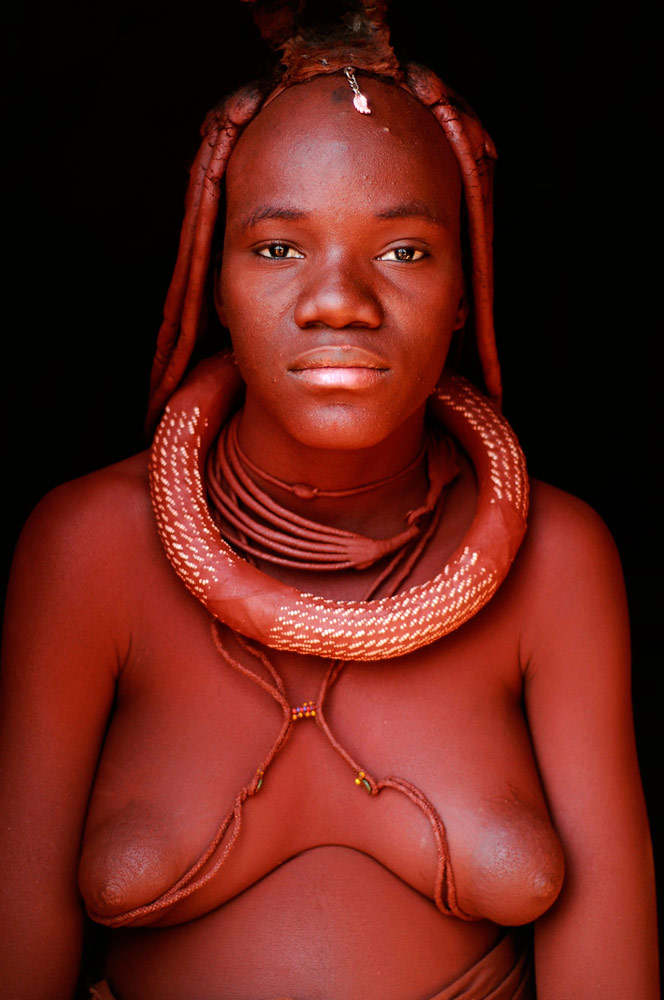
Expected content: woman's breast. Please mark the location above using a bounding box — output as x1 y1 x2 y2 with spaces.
79 614 564 930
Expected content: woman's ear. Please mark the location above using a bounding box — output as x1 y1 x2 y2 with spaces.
454 291 469 331
213 252 227 327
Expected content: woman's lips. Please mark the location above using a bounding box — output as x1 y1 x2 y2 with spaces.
288 345 389 389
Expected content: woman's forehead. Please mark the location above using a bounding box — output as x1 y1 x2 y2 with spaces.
225 74 461 213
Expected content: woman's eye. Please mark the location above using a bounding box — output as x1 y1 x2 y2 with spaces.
378 246 426 262
257 244 304 259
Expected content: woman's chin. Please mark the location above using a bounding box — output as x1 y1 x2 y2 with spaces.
282 403 414 453
239 381 429 458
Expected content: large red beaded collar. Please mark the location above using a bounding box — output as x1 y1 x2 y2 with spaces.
149 353 528 660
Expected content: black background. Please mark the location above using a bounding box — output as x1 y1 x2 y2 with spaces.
5 0 660 942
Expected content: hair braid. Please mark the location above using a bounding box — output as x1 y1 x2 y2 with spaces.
148 121 221 399
404 63 499 405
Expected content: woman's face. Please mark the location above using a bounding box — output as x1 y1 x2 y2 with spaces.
218 74 466 454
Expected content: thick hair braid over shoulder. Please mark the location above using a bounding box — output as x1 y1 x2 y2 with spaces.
145 0 499 433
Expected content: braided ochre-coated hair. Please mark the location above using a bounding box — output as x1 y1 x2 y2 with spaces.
145 0 499 433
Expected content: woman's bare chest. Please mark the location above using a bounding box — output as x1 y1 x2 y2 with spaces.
80 581 564 928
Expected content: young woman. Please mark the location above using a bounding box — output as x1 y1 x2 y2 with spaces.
2 3 658 998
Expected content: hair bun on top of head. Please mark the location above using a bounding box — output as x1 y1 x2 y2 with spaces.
145 0 500 434
243 0 401 83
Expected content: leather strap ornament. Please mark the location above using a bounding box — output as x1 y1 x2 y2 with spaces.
149 352 528 660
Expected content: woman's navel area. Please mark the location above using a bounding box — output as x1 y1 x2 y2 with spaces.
101 847 503 1000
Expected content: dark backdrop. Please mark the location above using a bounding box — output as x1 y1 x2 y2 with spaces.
5 0 660 938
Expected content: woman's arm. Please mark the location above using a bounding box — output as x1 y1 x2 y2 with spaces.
521 483 658 998
0 477 128 999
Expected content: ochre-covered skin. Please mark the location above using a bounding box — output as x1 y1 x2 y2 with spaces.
0 75 658 999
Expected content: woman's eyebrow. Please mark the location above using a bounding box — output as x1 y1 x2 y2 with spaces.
241 205 308 228
375 201 450 226
239 201 449 229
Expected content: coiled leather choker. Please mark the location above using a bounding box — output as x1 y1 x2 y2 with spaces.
149 352 529 660
205 411 459 575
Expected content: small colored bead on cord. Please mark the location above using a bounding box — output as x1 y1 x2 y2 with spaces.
354 770 372 793
291 700 317 721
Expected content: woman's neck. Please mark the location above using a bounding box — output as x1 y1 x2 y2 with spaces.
234 402 432 538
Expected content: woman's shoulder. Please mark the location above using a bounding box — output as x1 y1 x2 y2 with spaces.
21 451 153 548
512 478 628 662
40 449 151 510
523 478 622 574
3 453 160 692
9 452 157 611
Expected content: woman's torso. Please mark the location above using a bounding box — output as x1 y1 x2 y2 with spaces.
77 450 563 999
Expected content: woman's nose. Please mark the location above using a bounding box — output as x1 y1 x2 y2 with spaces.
294 260 383 329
